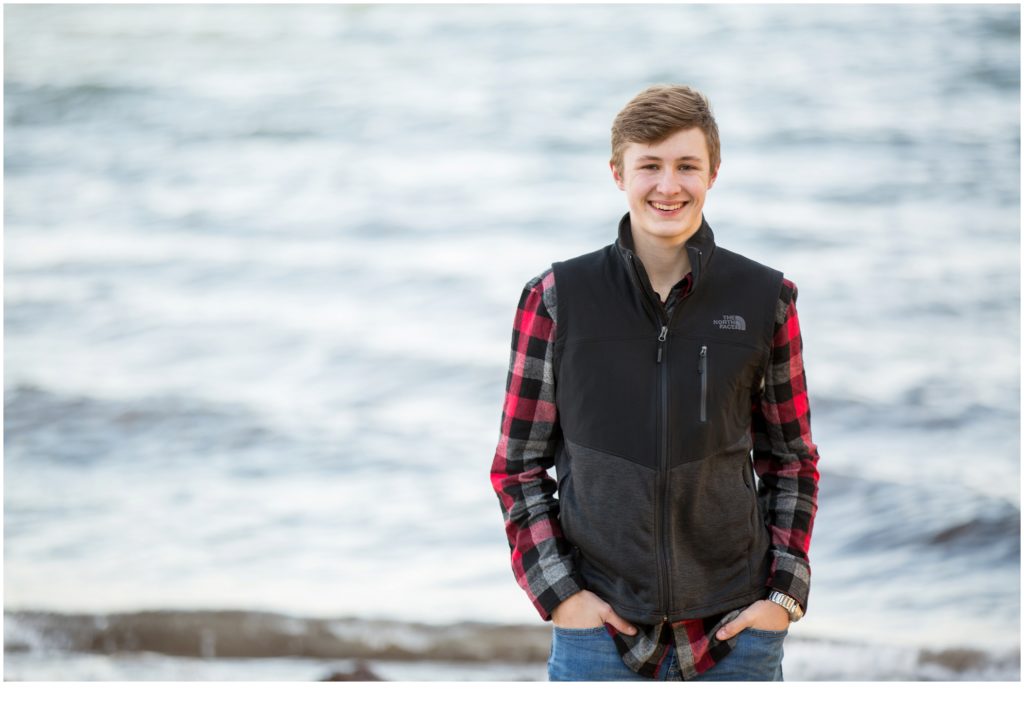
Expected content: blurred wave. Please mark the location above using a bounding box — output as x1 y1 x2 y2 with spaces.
4 2 1019 680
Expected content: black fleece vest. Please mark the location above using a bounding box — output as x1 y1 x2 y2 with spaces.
551 215 784 623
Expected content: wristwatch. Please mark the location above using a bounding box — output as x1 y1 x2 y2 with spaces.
767 590 804 622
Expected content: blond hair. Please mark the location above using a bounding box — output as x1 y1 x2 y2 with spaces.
610 84 721 175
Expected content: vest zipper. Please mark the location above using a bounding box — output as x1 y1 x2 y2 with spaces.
634 275 670 619
627 248 689 621
699 344 708 422
656 323 672 620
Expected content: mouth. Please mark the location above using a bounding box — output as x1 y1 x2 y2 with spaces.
649 200 689 213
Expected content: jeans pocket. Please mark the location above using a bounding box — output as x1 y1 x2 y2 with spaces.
553 625 609 637
548 623 635 681
697 626 786 681
746 627 788 638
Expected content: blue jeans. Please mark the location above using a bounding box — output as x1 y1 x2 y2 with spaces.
547 625 786 681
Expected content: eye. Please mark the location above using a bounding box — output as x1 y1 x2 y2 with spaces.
642 164 659 170
679 164 696 171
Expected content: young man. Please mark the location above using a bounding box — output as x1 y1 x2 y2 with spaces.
490 85 819 681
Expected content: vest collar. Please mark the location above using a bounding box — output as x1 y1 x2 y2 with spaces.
614 212 716 299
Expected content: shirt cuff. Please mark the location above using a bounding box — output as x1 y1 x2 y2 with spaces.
766 551 811 613
532 569 587 621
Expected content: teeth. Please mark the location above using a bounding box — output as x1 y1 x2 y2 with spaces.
651 202 684 211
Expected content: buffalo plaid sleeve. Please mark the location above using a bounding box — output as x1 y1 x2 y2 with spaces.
490 269 585 620
751 278 820 612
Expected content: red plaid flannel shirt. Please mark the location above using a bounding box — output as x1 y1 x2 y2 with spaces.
490 263 819 680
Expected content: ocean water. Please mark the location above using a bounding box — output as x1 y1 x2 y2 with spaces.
3 3 1020 681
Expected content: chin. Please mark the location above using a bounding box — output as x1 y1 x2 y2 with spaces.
653 221 699 240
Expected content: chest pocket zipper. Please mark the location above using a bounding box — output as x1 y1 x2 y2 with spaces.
698 344 708 422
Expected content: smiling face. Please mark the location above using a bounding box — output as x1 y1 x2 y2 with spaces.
610 127 718 247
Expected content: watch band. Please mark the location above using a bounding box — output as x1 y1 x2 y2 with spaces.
767 590 804 622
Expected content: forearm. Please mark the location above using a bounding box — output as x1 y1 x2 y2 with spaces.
490 455 584 620
753 434 819 608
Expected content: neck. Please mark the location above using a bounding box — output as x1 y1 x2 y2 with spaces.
632 233 692 301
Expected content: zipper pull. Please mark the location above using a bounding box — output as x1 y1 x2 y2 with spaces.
698 344 707 373
656 325 668 363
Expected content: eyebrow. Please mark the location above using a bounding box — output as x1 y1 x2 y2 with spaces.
636 155 704 163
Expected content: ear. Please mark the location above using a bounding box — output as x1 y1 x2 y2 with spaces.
707 163 720 190
610 161 626 191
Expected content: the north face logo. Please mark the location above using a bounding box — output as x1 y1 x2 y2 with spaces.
713 314 746 331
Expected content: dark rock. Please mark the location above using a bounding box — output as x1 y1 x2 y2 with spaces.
321 662 383 681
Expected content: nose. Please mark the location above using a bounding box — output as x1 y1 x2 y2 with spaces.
656 168 683 195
